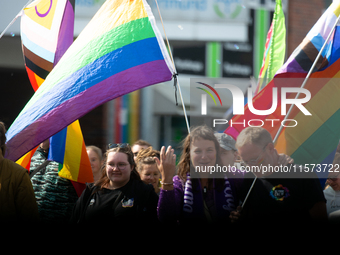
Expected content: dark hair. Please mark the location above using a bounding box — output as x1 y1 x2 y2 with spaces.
0 122 7 156
94 145 140 192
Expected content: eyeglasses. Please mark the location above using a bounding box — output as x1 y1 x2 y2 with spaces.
107 162 129 170
242 144 268 165
107 143 130 149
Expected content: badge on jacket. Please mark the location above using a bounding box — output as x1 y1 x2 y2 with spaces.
121 198 134 208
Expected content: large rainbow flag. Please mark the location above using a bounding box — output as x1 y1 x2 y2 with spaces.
6 0 174 162
225 2 340 176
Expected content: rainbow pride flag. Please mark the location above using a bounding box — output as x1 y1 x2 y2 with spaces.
16 146 39 171
6 0 174 162
225 2 340 175
49 120 93 183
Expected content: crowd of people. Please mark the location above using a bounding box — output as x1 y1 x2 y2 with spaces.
1 120 340 228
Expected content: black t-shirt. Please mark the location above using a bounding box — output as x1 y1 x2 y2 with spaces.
240 166 326 225
70 179 159 226
84 188 130 223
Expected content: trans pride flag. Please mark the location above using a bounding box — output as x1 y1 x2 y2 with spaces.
6 0 174 162
225 2 340 176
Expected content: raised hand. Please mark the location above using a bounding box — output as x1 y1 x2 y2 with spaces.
155 146 176 189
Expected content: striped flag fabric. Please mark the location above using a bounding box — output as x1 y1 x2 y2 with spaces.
273 2 340 170
255 0 286 94
48 120 93 183
16 146 39 171
20 0 75 90
6 0 175 162
225 2 340 176
15 0 93 184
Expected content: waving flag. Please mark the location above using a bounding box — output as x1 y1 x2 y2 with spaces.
16 146 39 171
21 0 75 90
255 0 286 94
48 120 92 183
273 2 340 169
225 2 340 175
15 0 93 185
6 0 174 162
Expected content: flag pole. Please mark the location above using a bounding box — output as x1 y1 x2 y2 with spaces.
273 14 340 144
0 0 33 40
154 0 190 134
176 78 191 133
241 175 257 208
240 13 340 211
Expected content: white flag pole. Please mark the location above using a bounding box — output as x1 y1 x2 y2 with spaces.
0 0 33 40
154 0 190 134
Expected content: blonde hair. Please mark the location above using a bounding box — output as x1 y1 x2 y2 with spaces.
235 127 273 149
135 147 160 173
86 145 103 161
132 139 151 147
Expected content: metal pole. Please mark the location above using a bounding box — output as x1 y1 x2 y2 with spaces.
273 14 340 144
0 0 33 40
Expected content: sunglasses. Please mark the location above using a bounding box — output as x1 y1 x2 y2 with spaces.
107 143 130 149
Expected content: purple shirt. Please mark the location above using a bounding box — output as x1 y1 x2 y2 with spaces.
157 172 243 225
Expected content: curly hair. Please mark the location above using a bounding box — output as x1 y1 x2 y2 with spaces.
0 122 7 156
177 125 222 182
135 146 160 173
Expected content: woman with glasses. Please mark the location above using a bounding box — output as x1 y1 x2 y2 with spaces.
156 125 243 226
70 143 159 226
